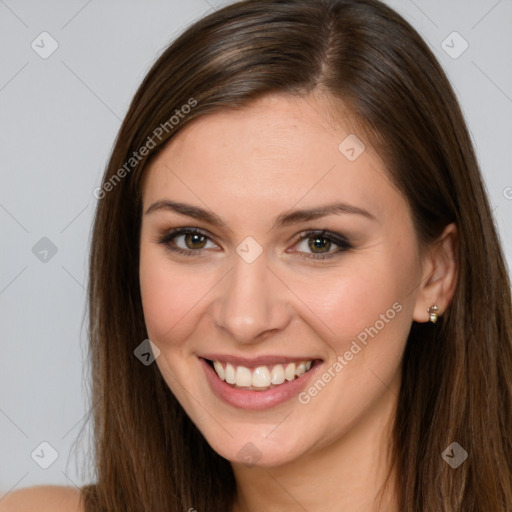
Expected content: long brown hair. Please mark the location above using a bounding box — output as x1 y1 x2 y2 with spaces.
80 0 512 510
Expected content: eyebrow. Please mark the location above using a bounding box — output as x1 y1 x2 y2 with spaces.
144 199 376 229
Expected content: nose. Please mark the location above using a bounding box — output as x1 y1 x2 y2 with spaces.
212 250 292 344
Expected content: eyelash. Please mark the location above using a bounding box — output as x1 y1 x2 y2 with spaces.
157 227 352 260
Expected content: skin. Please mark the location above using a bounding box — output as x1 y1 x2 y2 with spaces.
0 486 82 511
2 93 456 512
138 92 458 512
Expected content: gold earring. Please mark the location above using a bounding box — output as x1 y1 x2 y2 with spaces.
428 305 440 323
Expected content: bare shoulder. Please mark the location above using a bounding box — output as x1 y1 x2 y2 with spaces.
0 485 83 512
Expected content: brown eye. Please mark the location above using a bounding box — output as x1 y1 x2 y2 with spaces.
308 236 332 253
184 233 207 250
293 230 352 260
158 228 218 256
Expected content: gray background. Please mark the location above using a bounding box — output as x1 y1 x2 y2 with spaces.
1 0 511 496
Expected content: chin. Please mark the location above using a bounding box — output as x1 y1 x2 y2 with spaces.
210 434 309 469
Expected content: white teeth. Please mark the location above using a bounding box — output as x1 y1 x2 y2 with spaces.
252 366 271 388
235 366 252 387
295 362 306 377
211 360 314 389
225 363 236 384
284 363 296 381
271 364 285 385
213 361 225 380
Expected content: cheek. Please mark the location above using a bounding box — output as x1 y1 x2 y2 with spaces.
297 262 412 334
139 245 208 347
286 243 419 361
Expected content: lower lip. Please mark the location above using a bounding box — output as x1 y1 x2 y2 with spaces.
200 358 321 410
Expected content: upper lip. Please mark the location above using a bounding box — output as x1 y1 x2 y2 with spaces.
199 354 321 368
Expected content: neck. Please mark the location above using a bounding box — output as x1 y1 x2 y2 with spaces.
231 376 400 512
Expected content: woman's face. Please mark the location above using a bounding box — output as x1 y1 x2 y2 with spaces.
139 93 426 467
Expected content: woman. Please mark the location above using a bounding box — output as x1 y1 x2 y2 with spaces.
4 0 512 510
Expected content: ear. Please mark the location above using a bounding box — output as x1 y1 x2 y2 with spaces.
413 223 458 323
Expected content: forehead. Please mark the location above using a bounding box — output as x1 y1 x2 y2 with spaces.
141 93 406 225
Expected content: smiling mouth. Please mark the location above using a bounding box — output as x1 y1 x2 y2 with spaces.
205 359 318 391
